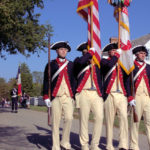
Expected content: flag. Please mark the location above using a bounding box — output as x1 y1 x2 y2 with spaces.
77 0 101 67
114 6 134 74
16 66 22 96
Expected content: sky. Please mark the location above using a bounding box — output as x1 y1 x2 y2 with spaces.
0 0 150 81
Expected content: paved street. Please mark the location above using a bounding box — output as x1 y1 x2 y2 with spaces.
0 107 149 150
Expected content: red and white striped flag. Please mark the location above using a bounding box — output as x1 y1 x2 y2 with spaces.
77 0 101 67
16 66 22 96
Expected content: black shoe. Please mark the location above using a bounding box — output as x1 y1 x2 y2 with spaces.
15 110 18 113
11 110 14 113
119 148 127 150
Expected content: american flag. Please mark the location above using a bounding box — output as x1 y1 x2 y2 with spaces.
77 0 101 67
16 66 22 96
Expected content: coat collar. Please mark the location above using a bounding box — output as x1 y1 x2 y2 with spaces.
134 59 145 68
56 58 67 65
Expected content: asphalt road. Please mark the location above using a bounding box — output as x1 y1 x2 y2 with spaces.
0 107 149 150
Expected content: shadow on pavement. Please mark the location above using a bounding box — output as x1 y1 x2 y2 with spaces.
99 136 119 150
26 125 118 150
0 107 11 113
89 134 119 150
27 125 52 150
0 126 34 149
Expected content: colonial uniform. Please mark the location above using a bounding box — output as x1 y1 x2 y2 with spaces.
74 43 104 150
11 87 18 112
101 43 133 150
130 46 150 150
43 41 76 150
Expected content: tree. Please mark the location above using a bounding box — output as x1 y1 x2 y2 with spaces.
0 0 53 57
32 71 43 84
32 83 42 96
20 63 33 96
0 77 9 100
21 73 33 96
20 63 30 74
32 71 43 96
7 78 17 100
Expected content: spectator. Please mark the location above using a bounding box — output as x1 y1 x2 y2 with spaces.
10 84 18 113
1 97 5 108
26 94 30 109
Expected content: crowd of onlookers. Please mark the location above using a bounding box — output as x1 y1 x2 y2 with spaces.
0 97 10 108
20 92 30 109
0 93 30 109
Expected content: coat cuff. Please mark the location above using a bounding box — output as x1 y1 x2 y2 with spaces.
43 95 49 100
128 96 134 102
114 52 120 58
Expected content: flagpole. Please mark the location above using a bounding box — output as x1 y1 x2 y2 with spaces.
116 3 121 92
48 33 51 126
90 3 95 90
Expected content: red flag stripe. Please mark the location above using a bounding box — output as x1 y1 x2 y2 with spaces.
77 0 101 66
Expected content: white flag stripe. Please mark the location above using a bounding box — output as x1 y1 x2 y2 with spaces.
94 39 101 49
93 40 101 53
18 74 21 84
93 23 100 37
93 6 99 21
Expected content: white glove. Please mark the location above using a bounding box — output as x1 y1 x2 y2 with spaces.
116 48 122 55
89 47 95 53
129 99 136 107
45 99 51 107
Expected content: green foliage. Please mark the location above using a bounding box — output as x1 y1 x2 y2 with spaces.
7 78 17 100
32 83 42 96
0 0 53 57
30 105 47 112
32 71 43 96
0 77 9 99
32 71 43 84
20 63 33 96
0 63 44 99
20 63 44 96
21 72 33 96
20 63 30 73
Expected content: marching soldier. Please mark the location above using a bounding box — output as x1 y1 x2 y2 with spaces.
130 46 150 150
43 41 76 150
74 42 104 150
101 43 135 150
10 84 18 113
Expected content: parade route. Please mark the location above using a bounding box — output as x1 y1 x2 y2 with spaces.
0 107 149 150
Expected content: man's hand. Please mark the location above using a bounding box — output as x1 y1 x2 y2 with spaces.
45 99 51 107
129 99 136 107
89 47 95 53
116 48 122 55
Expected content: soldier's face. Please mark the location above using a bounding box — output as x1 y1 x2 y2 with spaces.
108 49 116 57
56 48 68 58
82 49 88 56
136 51 146 62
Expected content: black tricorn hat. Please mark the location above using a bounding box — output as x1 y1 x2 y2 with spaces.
50 41 71 52
76 42 88 51
132 45 148 56
102 43 118 52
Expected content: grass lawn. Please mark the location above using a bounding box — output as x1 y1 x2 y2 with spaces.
30 105 47 112
30 105 146 134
